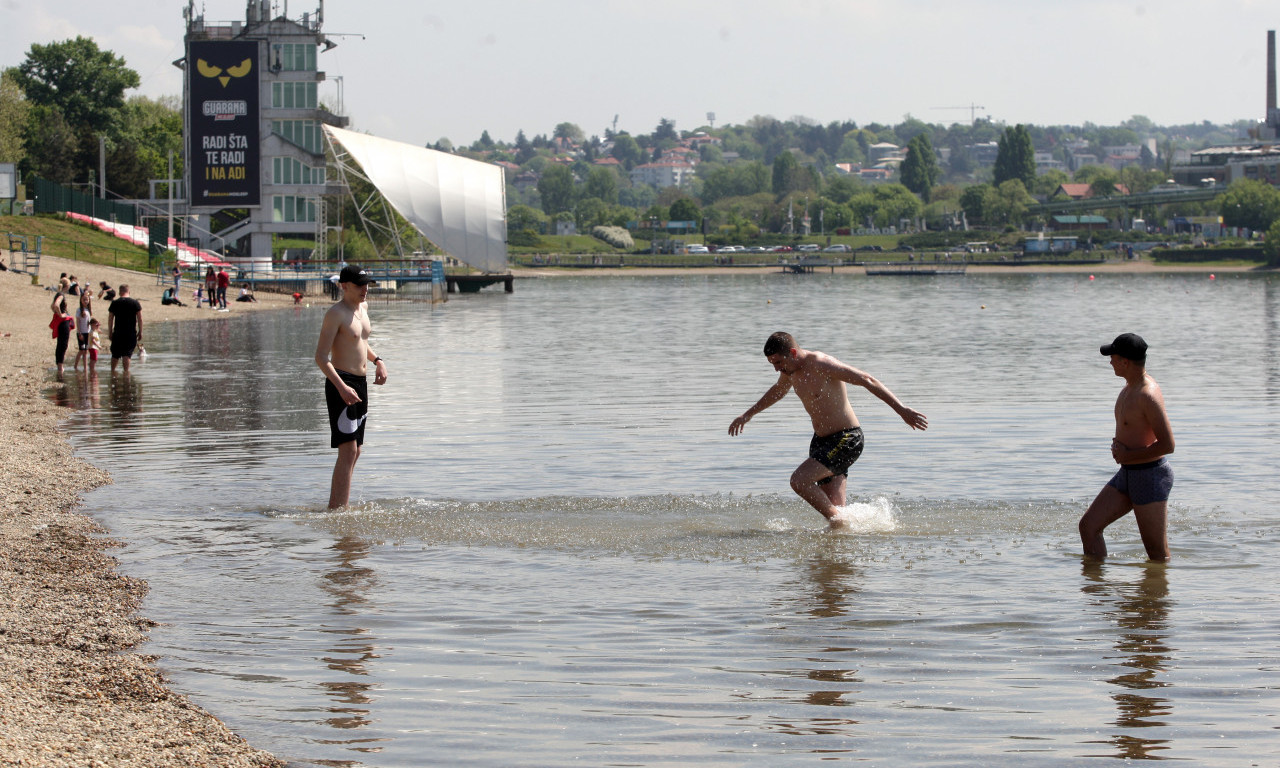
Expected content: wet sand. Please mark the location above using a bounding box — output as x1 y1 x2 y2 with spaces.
0 252 288 766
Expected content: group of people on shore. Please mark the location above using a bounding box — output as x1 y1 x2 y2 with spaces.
169 264 257 308
48 272 142 376
314 266 1173 562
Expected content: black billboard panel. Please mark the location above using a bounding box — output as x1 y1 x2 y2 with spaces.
188 39 260 208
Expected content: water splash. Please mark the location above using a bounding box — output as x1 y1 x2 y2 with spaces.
829 496 898 533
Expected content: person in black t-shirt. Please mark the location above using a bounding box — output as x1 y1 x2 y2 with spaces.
108 284 143 375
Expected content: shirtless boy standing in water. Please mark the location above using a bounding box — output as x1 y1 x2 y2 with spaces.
729 332 928 526
315 266 388 509
1079 333 1175 561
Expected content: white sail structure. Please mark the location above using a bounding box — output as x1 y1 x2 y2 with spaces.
324 125 508 273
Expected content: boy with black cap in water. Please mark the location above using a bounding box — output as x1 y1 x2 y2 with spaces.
315 265 388 509
1079 332 1175 561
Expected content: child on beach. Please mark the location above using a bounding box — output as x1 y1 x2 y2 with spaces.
73 291 93 370
87 318 101 373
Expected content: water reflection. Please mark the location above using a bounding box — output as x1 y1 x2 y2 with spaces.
1080 562 1173 759
316 534 383 745
754 552 865 740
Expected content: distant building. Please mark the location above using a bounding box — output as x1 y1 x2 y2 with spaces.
1055 183 1130 200
967 141 999 166
1171 143 1280 186
1050 214 1110 231
868 142 903 164
183 0 348 266
1069 153 1098 171
630 160 697 188
1034 150 1066 174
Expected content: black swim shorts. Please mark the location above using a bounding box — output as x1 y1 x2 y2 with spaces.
325 370 369 448
1107 457 1174 506
110 332 136 360
809 427 865 485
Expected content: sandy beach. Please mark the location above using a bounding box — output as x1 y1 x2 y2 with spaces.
0 250 1267 765
0 251 289 767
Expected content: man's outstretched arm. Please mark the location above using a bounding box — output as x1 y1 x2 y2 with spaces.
729 377 792 436
831 362 928 431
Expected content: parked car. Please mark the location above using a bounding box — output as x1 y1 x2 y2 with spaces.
823 244 850 252
688 245 709 254
895 244 915 252
796 244 820 252
773 245 793 252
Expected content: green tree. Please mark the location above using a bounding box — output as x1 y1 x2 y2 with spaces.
653 118 678 143
1031 169 1069 197
668 197 700 224
553 122 585 144
583 166 618 205
772 151 800 196
993 124 1035 188
959 183 993 225
108 95 182 196
507 204 547 232
900 132 940 202
9 37 139 132
823 175 862 204
870 183 923 228
20 104 78 183
1263 218 1280 265
987 179 1034 226
574 197 609 230
537 165 576 215
1216 179 1280 231
0 71 29 162
610 133 644 170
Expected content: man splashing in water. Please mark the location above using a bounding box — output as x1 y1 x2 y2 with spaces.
729 332 928 527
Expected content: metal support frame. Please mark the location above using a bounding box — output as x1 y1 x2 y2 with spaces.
325 131 409 261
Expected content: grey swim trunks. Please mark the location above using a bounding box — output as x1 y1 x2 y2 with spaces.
1107 457 1174 505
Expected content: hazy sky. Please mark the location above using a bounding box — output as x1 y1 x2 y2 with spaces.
5 0 1278 147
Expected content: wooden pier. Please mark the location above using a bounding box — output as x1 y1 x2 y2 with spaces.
447 273 514 293
780 258 842 274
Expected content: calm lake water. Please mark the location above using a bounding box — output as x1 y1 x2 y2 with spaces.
56 271 1280 766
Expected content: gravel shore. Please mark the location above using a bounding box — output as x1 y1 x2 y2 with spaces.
0 252 288 767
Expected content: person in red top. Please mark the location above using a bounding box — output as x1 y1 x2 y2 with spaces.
216 267 231 309
48 291 75 376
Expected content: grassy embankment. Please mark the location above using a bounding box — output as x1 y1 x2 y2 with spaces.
1 214 153 272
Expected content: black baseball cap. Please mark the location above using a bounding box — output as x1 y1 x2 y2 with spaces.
339 265 377 286
1100 332 1147 362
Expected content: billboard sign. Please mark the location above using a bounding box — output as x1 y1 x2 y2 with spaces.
188 39 260 208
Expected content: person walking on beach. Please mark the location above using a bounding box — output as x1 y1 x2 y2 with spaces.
728 331 928 527
315 265 388 509
48 291 74 376
108 284 143 375
216 267 230 309
1079 333 1175 562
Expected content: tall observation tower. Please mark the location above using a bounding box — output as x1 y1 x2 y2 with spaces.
180 0 347 269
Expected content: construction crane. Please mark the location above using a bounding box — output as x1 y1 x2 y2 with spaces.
932 103 986 126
